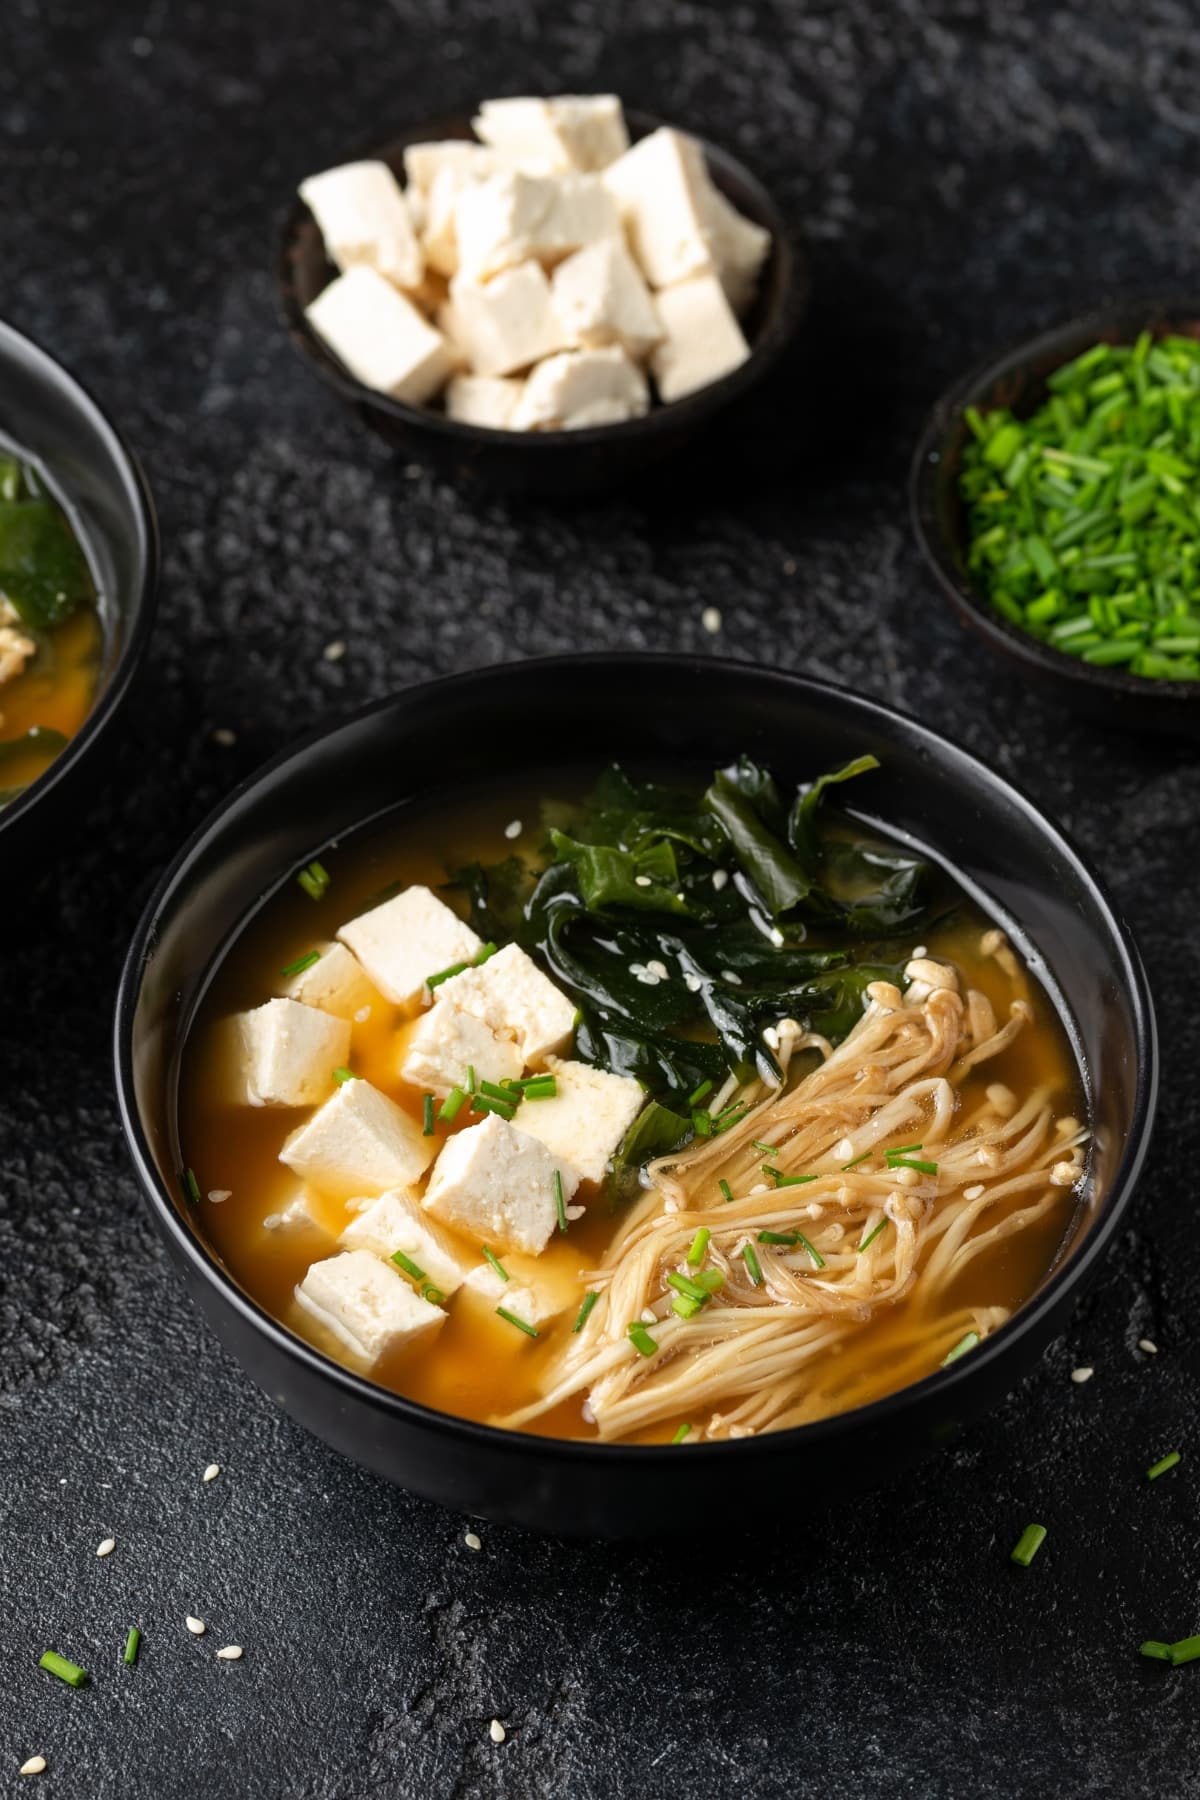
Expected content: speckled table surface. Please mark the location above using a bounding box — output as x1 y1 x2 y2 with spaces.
3 1 1199 1794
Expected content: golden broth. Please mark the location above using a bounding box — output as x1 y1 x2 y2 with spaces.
180 778 1086 1444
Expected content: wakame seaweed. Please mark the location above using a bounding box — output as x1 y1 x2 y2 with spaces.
0 456 94 631
444 756 929 1173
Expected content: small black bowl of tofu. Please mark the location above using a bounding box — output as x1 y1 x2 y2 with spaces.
277 95 805 494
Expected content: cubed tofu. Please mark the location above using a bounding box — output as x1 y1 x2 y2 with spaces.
276 1185 341 1241
280 1077 436 1197
305 267 454 405
339 1188 468 1295
461 1262 561 1328
400 998 523 1096
455 171 619 281
438 942 576 1068
337 885 482 1009
295 1250 445 1363
421 164 476 277
473 95 629 173
603 127 714 288
299 160 425 291
699 180 770 315
448 262 567 377
423 1112 578 1256
511 346 649 431
650 274 750 403
235 998 350 1109
445 372 525 428
551 238 662 360
513 1056 644 1185
281 942 380 1022
403 140 505 192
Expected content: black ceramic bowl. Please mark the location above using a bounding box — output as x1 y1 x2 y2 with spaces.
0 318 159 859
114 655 1156 1538
277 112 806 496
910 299 1200 739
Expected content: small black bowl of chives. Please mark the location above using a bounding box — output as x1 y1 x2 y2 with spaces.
911 298 1200 739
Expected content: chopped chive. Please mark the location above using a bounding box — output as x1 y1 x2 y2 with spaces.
496 1306 539 1339
718 1179 734 1203
794 1231 825 1269
751 1140 779 1155
672 1293 705 1320
1010 1524 1047 1567
520 1076 557 1099
885 1142 923 1155
757 1229 799 1245
39 1650 88 1687
553 1169 567 1233
465 1064 477 1093
627 1320 658 1356
123 1626 141 1667
857 1219 888 1254
481 1245 510 1282
332 1065 356 1084
426 960 468 989
942 1330 980 1365
1147 1451 1182 1481
296 860 330 901
479 1079 516 1104
573 1290 599 1333
1167 1636 1200 1666
686 1227 711 1266
183 1166 201 1205
691 1109 713 1137
280 949 321 977
391 1249 427 1281
687 1079 713 1106
764 1166 817 1188
841 1151 871 1170
666 1271 711 1303
887 1155 939 1175
1141 1639 1176 1663
438 1086 468 1123
422 1093 435 1136
471 1094 515 1121
742 1243 764 1286
693 1268 724 1293
422 1284 446 1306
671 1423 692 1444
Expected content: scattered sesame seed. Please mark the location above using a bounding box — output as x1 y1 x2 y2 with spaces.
322 639 347 662
215 1646 243 1661
712 870 728 892
489 1720 506 1744
212 727 236 746
96 1537 115 1558
1139 1338 1159 1355
185 1616 206 1636
464 1531 482 1551
782 558 796 575
721 969 742 985
206 1189 231 1204
911 945 927 959
565 1204 585 1221
354 1005 372 1023
634 875 652 887
646 959 669 980
640 1307 656 1324
683 973 703 993
202 1464 220 1483
635 971 661 986
663 1198 679 1212
262 1213 282 1231
1071 1367 1094 1384
503 819 522 839
581 1399 596 1424
19 1756 46 1777
963 1184 985 1200
750 1183 769 1196
701 606 722 635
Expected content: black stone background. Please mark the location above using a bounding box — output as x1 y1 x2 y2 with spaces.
3 1 1200 1794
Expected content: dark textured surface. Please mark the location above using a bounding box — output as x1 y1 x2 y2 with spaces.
2 2 1199 1794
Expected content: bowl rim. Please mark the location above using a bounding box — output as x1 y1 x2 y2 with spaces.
113 651 1159 1464
275 107 809 451
0 316 161 841
909 297 1200 708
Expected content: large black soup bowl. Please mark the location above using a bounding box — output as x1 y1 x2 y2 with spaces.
114 655 1156 1537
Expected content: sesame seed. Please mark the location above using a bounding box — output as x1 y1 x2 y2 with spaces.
464 1531 482 1551
262 1213 282 1231
489 1720 507 1744
354 1005 372 1023
963 1184 985 1200
701 606 722 634
202 1463 220 1482
635 971 661 986
96 1537 116 1558
640 1307 656 1323
646 959 669 980
721 969 742 985
1070 1367 1094 1384
206 1189 231 1204
834 1138 854 1161
581 1398 596 1423
19 1756 46 1777
712 870 728 892
1139 1338 1159 1355
750 1183 769 1196
911 945 927 959
683 973 703 993
634 875 652 887
322 639 346 662
783 559 796 575
186 1616 206 1636
663 1198 679 1212
212 727 236 746
215 1645 243 1661
503 819 522 839
565 1204 585 1220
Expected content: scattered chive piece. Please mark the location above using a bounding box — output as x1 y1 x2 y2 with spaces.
391 1249 427 1282
794 1231 825 1269
887 1155 939 1175
1010 1524 1047 1567
942 1330 980 1365
473 941 499 966
886 1143 923 1155
857 1219 888 1254
39 1651 88 1688
1167 1636 1200 1666
332 1065 356 1084
422 1284 446 1306
123 1626 141 1667
742 1243 764 1286
422 1093 435 1136
521 1075 557 1099
496 1306 539 1339
553 1169 567 1233
691 1109 713 1137
426 960 468 989
687 1080 713 1106
1147 1451 1182 1481
472 1095 515 1121
479 1079 516 1104
672 1294 704 1320
686 1227 711 1266
1141 1640 1176 1663
465 1064 477 1093
751 1141 779 1155
296 860 330 901
573 1291 599 1333
718 1179 734 1203
693 1268 724 1292
280 949 320 977
764 1166 817 1188
481 1246 509 1281
841 1151 871 1170
438 1086 468 1123
627 1320 658 1356
667 1271 711 1303
757 1229 799 1245
672 1423 692 1444
183 1166 201 1205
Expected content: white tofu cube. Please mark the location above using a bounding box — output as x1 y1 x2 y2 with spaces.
280 1077 436 1197
400 998 523 1096
445 372 525 429
462 1262 561 1328
403 140 505 192
295 1250 445 1363
473 95 629 173
699 180 770 315
650 274 750 403
276 1185 340 1240
551 238 663 360
299 160 425 292
281 942 379 1021
337 884 481 1008
513 1056 644 1185
305 266 454 405
438 942 576 1068
421 164 476 277
511 346 649 431
447 263 567 376
455 171 619 281
339 1189 468 1295
603 127 715 289
235 998 350 1108
423 1112 578 1255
